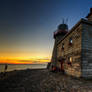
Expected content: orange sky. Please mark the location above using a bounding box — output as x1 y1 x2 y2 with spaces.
0 58 50 64
0 52 51 64
0 57 50 64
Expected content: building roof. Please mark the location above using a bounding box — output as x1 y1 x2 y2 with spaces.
57 18 92 45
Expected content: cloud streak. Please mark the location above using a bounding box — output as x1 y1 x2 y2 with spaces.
0 58 50 64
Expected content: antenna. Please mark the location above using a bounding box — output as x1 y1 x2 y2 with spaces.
62 18 64 24
61 18 68 24
66 18 68 24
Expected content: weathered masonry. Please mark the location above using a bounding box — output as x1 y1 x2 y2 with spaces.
50 8 92 78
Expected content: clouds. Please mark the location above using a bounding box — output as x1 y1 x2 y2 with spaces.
0 58 50 64
19 58 50 64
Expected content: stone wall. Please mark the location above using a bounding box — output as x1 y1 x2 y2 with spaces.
50 34 66 67
81 23 92 78
87 14 92 21
57 24 82 77
88 15 92 21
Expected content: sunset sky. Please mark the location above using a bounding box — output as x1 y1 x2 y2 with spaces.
0 0 92 64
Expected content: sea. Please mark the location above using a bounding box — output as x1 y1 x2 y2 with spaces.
0 64 47 72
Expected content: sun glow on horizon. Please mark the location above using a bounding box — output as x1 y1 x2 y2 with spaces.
0 51 51 64
0 56 51 64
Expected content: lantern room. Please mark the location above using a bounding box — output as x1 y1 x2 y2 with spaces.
54 24 68 39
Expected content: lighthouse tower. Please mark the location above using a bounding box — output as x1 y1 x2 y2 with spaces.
50 23 68 70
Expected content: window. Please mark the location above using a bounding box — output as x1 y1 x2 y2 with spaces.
68 57 72 62
69 37 73 45
69 57 73 62
67 57 72 66
62 43 64 50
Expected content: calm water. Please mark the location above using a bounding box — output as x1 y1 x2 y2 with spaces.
0 64 47 72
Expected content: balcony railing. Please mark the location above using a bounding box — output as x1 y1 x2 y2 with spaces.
53 29 68 38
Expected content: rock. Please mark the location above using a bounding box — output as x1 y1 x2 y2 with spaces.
0 69 92 92
13 87 25 92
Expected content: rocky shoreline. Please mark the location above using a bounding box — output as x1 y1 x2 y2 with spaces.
0 69 92 92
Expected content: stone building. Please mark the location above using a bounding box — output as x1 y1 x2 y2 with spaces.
50 8 92 78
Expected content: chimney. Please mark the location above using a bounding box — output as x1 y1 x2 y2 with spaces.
86 8 92 21
90 8 92 14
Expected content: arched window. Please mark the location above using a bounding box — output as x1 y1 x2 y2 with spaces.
67 57 72 66
69 37 73 45
69 57 73 62
62 43 64 50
